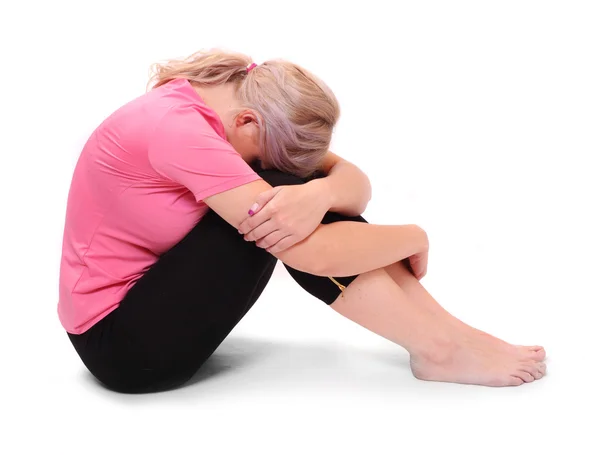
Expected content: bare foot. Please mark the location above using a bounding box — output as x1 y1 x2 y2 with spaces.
444 317 546 361
388 260 546 361
464 326 546 361
409 330 547 386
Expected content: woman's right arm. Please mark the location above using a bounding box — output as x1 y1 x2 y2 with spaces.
204 180 429 277
148 109 427 277
278 221 429 277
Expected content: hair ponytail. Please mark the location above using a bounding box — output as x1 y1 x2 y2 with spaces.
148 49 252 90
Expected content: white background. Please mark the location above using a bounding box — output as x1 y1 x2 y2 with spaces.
1 0 599 453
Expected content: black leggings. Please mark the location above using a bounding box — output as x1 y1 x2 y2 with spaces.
67 168 367 393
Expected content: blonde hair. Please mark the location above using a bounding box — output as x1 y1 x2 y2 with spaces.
148 49 340 178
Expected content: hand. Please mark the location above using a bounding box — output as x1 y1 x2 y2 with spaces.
238 179 332 253
403 227 429 280
404 249 429 281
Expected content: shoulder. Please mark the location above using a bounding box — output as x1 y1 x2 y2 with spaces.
150 79 227 140
154 105 226 146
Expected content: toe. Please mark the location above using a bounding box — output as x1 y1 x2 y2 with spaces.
522 372 535 383
531 368 543 380
519 346 546 361
515 369 535 383
509 376 525 386
521 361 545 380
537 362 547 377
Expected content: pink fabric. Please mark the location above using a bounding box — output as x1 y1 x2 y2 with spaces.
58 78 262 334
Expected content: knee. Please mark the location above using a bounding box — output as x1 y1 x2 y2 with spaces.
257 169 306 188
255 167 369 225
250 157 329 187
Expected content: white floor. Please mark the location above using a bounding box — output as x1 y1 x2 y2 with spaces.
6 259 598 455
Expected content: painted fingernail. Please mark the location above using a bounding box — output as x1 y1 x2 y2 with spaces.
248 203 259 215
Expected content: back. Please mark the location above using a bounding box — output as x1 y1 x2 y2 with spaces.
59 78 261 334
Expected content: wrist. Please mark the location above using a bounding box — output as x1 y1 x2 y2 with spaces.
310 177 336 211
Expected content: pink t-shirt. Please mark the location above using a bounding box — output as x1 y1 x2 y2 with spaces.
58 78 262 334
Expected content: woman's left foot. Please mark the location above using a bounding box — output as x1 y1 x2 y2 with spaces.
463 325 546 361
409 327 547 387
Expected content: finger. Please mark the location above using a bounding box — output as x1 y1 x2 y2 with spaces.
249 187 283 216
267 235 296 254
244 219 278 242
238 190 279 234
256 231 285 249
412 263 424 279
239 205 272 235
238 215 259 235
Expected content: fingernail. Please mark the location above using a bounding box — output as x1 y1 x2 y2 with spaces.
248 203 259 215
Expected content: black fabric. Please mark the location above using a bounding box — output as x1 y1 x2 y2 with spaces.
67 168 367 393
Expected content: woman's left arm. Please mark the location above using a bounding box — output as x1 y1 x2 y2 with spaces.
318 150 372 216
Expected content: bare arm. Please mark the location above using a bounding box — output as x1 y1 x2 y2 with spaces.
319 151 372 216
204 180 428 277
276 221 427 277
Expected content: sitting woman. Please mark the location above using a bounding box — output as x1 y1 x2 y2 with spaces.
59 49 546 394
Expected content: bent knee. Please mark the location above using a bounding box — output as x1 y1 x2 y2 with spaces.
257 169 305 187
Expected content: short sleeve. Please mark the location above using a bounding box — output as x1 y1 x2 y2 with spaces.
148 106 262 202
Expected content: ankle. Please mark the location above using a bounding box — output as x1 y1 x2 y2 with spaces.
409 334 460 365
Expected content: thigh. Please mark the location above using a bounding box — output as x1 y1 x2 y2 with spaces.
69 208 277 392
122 209 276 356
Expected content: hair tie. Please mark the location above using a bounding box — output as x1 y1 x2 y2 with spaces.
246 63 257 73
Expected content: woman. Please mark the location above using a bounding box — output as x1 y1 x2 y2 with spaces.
59 49 546 393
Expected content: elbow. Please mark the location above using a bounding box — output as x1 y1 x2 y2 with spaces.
338 182 372 217
357 195 370 216
364 175 373 205
354 191 372 217
355 174 372 215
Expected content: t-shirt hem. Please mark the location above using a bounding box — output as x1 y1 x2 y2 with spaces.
60 301 121 335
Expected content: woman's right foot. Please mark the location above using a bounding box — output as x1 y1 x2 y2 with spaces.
409 329 547 386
